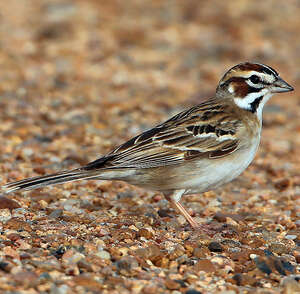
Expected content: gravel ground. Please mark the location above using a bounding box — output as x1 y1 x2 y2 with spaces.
0 1 299 293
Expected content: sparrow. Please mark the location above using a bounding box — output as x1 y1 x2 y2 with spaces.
1 62 294 229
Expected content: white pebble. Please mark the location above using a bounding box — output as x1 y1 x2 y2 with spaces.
0 209 11 222
285 235 297 240
97 250 111 260
250 254 258 260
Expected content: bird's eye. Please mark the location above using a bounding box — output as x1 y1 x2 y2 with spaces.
249 75 260 84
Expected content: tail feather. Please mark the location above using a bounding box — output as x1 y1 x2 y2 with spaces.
2 168 99 194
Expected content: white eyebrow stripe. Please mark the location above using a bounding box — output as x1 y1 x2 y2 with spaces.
233 71 276 84
235 71 269 79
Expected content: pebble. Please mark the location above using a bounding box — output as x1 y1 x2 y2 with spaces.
194 259 216 273
281 276 300 294
232 273 257 286
185 290 203 294
50 284 70 294
254 257 272 275
0 209 12 222
49 209 63 219
5 217 32 232
165 278 181 290
269 242 291 254
0 197 20 210
138 228 153 239
0 260 14 273
285 235 297 240
12 208 28 218
193 246 210 258
96 250 111 260
62 250 85 265
116 256 139 276
208 242 223 252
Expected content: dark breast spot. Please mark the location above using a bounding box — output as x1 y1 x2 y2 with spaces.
249 95 264 113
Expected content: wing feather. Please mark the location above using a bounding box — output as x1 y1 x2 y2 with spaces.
85 99 241 169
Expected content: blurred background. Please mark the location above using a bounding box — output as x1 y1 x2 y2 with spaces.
0 0 299 178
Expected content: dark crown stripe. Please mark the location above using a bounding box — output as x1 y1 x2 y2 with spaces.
233 62 278 76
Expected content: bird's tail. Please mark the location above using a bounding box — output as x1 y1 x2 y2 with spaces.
1 168 100 194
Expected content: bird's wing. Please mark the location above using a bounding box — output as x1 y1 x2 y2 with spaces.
84 99 241 170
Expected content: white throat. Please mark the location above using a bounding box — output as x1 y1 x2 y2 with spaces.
234 90 273 122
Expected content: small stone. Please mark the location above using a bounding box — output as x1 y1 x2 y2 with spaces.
62 249 85 265
0 196 20 210
142 285 157 294
232 273 257 286
154 257 169 268
250 254 258 260
116 256 139 276
38 200 48 209
12 208 28 218
165 278 181 290
77 260 93 272
96 250 111 260
31 258 61 271
0 208 12 222
0 260 14 272
72 276 103 290
193 246 210 258
5 217 32 232
169 245 185 260
285 235 297 240
50 284 70 294
269 243 291 255
39 272 52 281
138 228 153 239
7 232 21 241
254 257 272 275
194 259 216 273
14 270 39 287
186 290 203 294
49 209 63 219
208 242 223 252
274 178 291 191
3 246 20 259
281 276 300 294
17 239 32 250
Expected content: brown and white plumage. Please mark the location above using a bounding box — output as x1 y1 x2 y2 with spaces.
2 62 293 229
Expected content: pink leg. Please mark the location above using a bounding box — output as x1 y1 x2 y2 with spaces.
164 190 200 229
171 200 199 229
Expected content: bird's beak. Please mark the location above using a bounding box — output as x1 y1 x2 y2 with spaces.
271 77 294 93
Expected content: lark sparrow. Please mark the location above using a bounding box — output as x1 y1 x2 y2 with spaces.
2 62 293 229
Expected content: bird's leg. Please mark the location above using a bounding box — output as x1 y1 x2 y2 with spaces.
164 189 199 229
171 201 200 229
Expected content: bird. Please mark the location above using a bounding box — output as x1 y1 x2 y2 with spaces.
1 62 294 229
